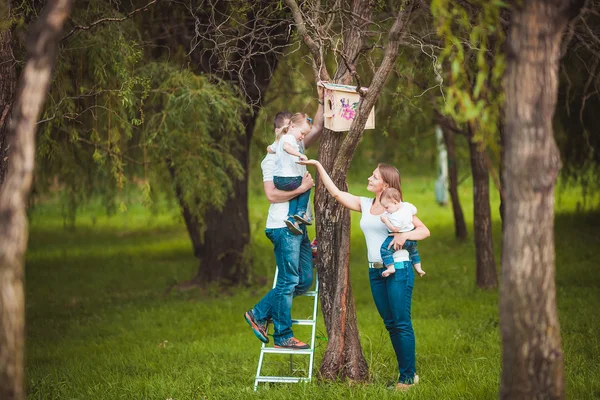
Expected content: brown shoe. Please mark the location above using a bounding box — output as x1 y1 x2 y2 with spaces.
274 337 309 349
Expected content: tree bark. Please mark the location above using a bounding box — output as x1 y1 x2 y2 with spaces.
467 124 498 289
0 1 72 399
0 0 16 187
441 124 468 240
500 0 582 398
315 129 367 381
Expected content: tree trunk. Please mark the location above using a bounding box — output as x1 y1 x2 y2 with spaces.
174 123 252 285
467 125 498 289
315 128 368 381
0 0 16 187
500 0 581 398
441 125 468 240
0 1 72 398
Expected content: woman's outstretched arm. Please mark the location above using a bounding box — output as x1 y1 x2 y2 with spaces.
299 159 362 212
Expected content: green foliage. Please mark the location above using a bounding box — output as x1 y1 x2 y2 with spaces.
141 62 248 230
431 0 506 153
34 3 248 231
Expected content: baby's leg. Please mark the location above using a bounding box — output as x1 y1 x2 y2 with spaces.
380 236 396 269
404 240 425 277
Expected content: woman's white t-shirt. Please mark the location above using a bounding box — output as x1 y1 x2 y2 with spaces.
359 197 410 263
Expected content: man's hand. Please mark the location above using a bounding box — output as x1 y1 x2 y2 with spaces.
300 172 314 191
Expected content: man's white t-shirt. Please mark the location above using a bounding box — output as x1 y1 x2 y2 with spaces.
384 202 417 232
359 197 410 263
275 134 305 177
262 151 312 229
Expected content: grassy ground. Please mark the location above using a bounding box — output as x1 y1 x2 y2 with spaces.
25 176 600 399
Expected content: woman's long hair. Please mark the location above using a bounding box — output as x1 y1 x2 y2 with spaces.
378 163 402 201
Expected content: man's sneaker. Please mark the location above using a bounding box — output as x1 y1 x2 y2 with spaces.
274 337 309 350
244 310 269 343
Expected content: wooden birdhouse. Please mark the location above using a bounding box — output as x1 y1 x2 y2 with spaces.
319 81 375 132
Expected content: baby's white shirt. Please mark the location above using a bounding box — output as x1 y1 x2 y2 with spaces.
384 202 417 232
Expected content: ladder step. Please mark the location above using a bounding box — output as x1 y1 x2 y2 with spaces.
300 291 317 296
261 347 313 355
291 319 316 325
255 376 310 383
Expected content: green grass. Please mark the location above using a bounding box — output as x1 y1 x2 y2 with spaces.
25 177 600 399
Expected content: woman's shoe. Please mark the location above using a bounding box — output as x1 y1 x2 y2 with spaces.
293 212 312 225
284 218 302 235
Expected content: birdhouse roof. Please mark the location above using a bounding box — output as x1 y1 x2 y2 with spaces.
318 81 368 94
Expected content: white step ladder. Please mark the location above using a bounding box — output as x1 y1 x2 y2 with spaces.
253 266 319 391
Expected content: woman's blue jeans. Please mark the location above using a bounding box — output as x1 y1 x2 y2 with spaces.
369 261 416 383
252 226 313 344
273 176 311 218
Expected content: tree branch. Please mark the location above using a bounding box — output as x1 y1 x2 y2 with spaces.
284 0 330 81
332 2 416 179
62 0 160 40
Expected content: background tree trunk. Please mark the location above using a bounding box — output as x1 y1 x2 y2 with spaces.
500 0 582 398
441 124 468 240
468 125 498 289
0 1 72 398
0 0 16 187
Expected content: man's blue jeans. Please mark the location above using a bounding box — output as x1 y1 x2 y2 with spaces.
252 226 313 344
369 261 416 384
273 176 311 219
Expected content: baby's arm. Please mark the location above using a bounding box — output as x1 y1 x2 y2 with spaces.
380 214 401 233
283 142 308 160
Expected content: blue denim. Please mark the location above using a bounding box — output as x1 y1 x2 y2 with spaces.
380 236 420 267
252 226 313 344
273 176 311 219
369 262 416 384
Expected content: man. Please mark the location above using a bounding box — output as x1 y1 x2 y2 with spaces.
245 91 325 349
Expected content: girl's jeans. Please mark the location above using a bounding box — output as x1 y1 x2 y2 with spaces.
273 176 311 218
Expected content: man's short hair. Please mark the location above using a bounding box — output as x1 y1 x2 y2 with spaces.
274 111 293 130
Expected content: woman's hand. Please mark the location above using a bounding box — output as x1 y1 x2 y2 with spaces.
298 154 308 161
297 159 320 167
388 232 409 251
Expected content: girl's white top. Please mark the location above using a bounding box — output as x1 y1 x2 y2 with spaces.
384 202 417 232
275 134 306 177
359 197 410 263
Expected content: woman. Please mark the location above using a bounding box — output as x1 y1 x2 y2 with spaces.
299 160 430 390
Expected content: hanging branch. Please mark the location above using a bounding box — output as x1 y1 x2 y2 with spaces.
61 0 160 40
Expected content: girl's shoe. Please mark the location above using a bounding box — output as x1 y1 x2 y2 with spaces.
284 218 302 235
293 212 312 225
